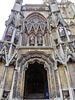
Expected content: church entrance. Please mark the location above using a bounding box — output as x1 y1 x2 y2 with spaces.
24 62 48 99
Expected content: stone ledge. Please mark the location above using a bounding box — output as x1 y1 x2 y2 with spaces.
11 98 61 100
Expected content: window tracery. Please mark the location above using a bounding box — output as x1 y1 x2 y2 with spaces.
22 13 49 46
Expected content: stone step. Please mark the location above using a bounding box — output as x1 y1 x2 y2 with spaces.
26 93 45 99
25 99 49 100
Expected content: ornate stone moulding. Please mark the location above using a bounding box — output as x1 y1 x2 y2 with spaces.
18 51 55 71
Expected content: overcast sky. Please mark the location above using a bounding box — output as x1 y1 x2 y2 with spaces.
0 0 75 40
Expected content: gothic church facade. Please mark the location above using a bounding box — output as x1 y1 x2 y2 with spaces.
0 0 75 100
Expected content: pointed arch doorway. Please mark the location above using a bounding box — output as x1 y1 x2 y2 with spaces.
23 62 48 99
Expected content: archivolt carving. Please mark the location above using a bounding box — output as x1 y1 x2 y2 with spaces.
14 51 59 99
18 51 54 67
22 58 50 71
25 12 46 22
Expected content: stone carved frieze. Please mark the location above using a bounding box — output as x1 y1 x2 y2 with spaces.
18 51 54 66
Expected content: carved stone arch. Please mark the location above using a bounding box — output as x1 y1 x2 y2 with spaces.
25 12 47 22
67 54 75 63
22 58 50 71
13 52 60 99
37 26 42 32
57 21 63 27
18 51 54 66
30 26 35 33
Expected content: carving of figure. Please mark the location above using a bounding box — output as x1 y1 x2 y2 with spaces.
30 34 35 46
5 26 14 41
14 28 20 44
58 24 66 37
5 14 15 26
7 26 14 36
37 33 43 46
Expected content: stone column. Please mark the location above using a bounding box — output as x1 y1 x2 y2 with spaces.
64 27 70 41
20 70 25 99
49 33 53 47
0 66 7 99
56 28 62 43
18 33 22 47
22 70 26 99
27 36 29 46
35 36 37 46
8 28 16 59
43 35 45 46
9 69 17 100
64 65 74 100
57 68 63 100
50 65 56 99
47 67 51 99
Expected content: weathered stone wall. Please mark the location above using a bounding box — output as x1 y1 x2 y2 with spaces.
58 65 68 89
68 62 75 88
4 65 14 90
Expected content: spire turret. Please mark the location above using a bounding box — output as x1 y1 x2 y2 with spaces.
49 0 59 12
13 0 23 12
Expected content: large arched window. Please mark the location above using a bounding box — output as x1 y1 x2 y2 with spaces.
22 12 50 46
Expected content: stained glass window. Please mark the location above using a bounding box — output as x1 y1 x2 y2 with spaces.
33 18 39 23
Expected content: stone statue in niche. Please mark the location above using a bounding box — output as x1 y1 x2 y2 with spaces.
14 27 21 44
37 33 43 46
7 26 14 36
5 14 15 27
5 26 14 41
58 23 66 38
30 34 35 46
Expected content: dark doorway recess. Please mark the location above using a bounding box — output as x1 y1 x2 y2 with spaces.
24 62 47 99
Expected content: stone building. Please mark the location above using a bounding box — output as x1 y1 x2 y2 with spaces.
0 0 75 99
